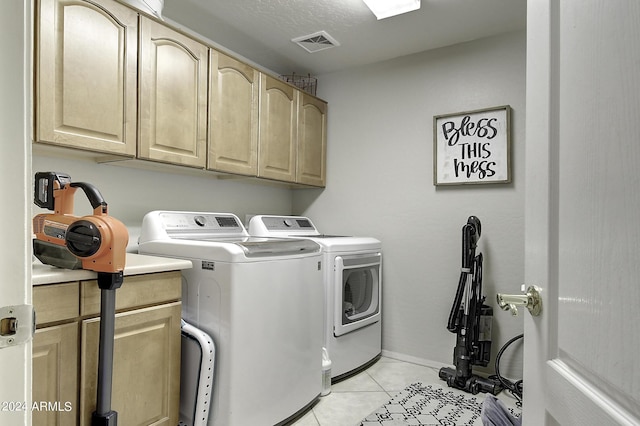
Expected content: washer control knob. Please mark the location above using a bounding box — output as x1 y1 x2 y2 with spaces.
283 219 294 227
194 216 207 227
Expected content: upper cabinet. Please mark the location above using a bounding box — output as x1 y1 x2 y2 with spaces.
138 17 208 168
34 0 327 187
258 75 327 187
258 74 298 182
210 67 327 187
297 93 327 187
208 50 259 176
35 0 138 156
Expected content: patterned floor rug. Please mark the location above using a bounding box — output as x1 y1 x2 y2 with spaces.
360 382 519 426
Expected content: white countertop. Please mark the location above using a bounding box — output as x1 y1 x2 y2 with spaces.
33 253 192 286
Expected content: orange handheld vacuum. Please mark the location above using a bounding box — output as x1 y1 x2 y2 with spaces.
33 171 128 273
33 171 128 426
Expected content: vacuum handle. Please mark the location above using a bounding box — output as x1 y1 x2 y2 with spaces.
34 172 72 210
447 217 482 332
71 182 108 214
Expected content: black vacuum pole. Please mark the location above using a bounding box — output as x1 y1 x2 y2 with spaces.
91 272 124 426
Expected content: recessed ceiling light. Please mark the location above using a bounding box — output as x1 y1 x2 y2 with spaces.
363 0 421 20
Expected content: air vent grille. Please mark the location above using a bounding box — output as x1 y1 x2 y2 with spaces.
292 31 340 53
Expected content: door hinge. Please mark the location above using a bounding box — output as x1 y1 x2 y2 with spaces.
0 305 35 349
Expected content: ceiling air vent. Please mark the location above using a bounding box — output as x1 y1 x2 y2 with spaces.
292 31 340 53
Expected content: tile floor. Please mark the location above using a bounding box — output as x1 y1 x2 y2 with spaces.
287 356 521 426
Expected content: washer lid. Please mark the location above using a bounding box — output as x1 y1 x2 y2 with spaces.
235 238 320 257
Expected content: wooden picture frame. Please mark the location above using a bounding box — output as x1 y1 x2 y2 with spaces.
433 105 512 185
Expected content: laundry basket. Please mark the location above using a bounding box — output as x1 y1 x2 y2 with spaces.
279 73 317 96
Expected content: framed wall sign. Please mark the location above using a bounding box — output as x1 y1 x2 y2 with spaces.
433 105 511 185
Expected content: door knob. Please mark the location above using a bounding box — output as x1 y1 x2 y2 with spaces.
496 286 542 316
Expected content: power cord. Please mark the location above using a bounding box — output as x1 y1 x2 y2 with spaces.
489 333 524 407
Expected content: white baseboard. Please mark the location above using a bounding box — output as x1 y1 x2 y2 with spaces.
380 350 450 370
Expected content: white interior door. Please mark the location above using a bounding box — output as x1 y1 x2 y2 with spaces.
0 1 32 425
524 1 640 425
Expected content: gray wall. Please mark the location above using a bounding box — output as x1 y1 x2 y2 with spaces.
31 30 526 378
293 31 526 377
31 155 293 247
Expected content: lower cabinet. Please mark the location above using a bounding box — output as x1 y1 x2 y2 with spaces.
80 302 181 426
32 271 182 426
32 323 79 425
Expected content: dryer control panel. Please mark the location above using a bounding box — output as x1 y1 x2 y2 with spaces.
249 215 320 236
265 216 315 231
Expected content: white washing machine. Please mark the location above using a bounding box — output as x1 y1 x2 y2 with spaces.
248 215 382 380
138 211 324 426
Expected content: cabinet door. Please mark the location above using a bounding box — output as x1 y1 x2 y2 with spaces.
258 74 298 182
32 323 79 426
208 50 259 176
35 0 137 156
297 93 327 187
79 302 181 426
139 17 208 168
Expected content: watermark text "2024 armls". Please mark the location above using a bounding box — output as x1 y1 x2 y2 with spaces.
2 401 73 412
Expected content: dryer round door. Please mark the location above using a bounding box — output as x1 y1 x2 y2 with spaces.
333 253 381 337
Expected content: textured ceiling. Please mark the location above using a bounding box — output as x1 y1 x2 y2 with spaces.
161 0 526 76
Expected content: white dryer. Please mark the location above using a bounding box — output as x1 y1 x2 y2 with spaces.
139 211 323 426
248 215 382 380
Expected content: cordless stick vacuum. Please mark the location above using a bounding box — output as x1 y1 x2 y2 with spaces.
438 216 502 395
33 172 129 426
